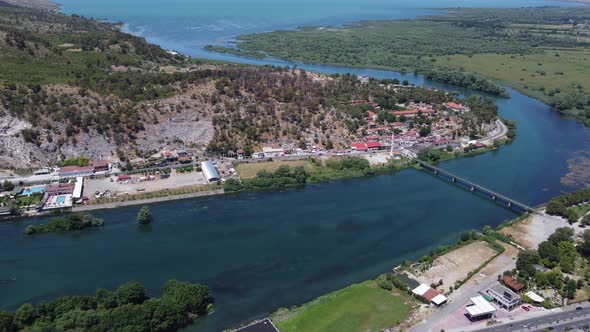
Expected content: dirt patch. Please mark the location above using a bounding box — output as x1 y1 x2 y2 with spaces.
415 241 498 290
500 213 573 249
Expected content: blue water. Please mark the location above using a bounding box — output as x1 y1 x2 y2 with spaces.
55 196 66 204
58 0 579 58
0 1 589 331
21 187 45 196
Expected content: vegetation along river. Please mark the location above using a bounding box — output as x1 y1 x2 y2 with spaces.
1 0 590 331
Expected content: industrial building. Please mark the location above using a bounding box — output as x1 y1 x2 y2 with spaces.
465 296 496 321
201 160 221 182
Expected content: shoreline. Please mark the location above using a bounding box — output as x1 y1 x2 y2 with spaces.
72 188 225 212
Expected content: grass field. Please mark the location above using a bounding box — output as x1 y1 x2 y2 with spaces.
273 280 413 332
434 48 590 103
235 160 317 179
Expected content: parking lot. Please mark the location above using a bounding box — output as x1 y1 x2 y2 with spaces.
83 170 209 199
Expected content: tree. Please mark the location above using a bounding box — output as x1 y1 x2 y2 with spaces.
2 180 14 192
0 310 15 332
137 206 152 225
96 288 117 309
13 303 34 328
163 280 212 315
116 281 147 305
548 227 574 244
516 249 540 279
538 241 560 268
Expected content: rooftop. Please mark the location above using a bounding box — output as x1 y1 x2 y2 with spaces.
466 296 496 317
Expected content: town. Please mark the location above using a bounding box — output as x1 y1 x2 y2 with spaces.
0 83 508 218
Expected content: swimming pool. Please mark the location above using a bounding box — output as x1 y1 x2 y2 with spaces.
55 196 66 204
22 186 45 195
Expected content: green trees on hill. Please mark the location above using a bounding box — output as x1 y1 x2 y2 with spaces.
0 280 212 332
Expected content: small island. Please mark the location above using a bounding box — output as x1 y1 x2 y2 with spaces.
24 214 104 235
0 279 213 331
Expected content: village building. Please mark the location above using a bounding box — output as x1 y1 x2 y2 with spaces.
486 284 522 311
58 166 95 178
45 183 75 196
90 160 109 172
501 275 525 293
261 147 284 158
412 284 448 307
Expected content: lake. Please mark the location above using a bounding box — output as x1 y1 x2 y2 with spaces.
1 0 589 331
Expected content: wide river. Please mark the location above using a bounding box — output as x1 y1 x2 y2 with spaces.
1 0 590 331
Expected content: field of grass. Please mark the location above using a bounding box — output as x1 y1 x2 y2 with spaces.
273 280 413 332
434 49 590 103
235 160 317 179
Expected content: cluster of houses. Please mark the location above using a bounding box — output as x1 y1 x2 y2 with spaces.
348 100 478 157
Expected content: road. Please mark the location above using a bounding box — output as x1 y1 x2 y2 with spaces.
480 119 508 144
471 303 590 332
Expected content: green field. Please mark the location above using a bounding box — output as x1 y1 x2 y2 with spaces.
434 49 590 104
272 280 414 332
235 160 318 179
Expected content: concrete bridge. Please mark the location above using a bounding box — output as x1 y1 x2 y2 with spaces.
416 160 539 214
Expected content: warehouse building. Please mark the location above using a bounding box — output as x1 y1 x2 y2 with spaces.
201 160 221 182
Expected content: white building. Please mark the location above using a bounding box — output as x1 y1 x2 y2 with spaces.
72 177 84 199
262 147 284 158
201 161 220 182
465 296 496 321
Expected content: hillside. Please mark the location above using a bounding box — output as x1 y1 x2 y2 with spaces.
0 4 497 169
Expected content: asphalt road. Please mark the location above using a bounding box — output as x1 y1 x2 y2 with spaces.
480 119 509 144
473 304 590 332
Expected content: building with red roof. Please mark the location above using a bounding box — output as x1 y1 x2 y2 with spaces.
350 143 368 151
366 142 382 150
90 160 109 172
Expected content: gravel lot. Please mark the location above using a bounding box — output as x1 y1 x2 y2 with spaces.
83 170 209 199
415 241 498 289
500 213 576 249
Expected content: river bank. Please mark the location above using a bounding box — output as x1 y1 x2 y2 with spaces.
72 188 225 212
2 2 589 332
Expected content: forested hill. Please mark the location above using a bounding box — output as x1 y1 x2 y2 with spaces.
207 7 590 126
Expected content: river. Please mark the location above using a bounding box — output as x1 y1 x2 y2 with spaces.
1 0 589 331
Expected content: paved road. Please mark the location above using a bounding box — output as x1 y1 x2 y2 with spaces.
472 303 590 332
480 119 508 144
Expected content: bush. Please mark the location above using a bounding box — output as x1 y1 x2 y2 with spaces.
137 206 152 225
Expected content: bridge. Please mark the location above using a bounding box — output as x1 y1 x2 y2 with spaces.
416 160 539 214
